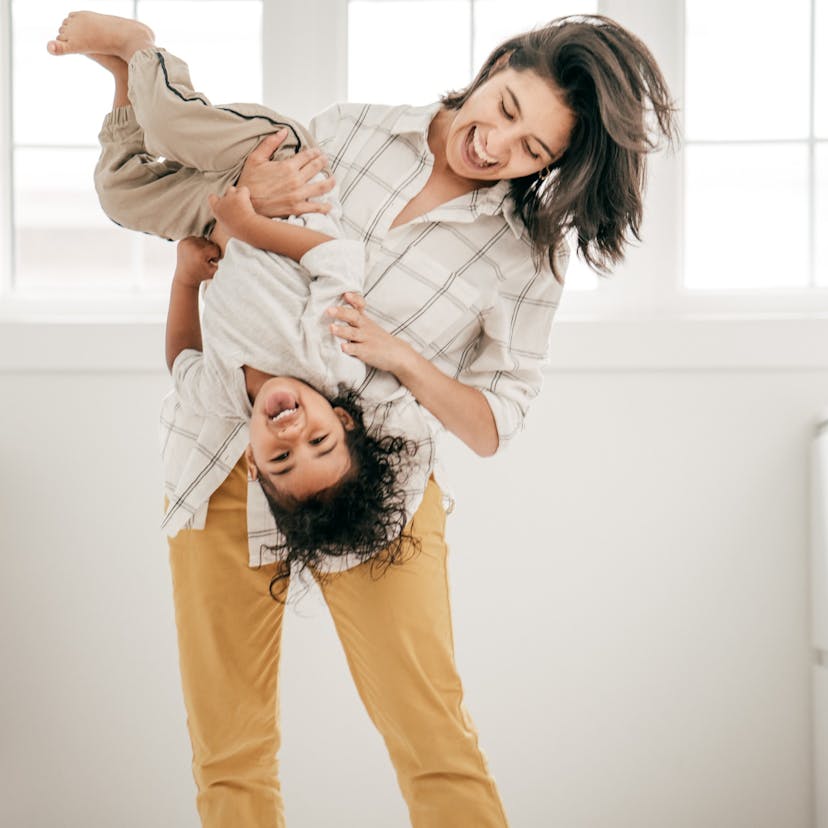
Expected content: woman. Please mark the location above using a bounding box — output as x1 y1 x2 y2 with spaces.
49 12 675 827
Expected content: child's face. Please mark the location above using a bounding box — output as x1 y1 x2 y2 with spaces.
247 377 355 500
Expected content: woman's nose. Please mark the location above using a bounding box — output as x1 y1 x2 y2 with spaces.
486 127 515 159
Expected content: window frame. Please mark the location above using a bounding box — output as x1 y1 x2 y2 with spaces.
1 0 827 371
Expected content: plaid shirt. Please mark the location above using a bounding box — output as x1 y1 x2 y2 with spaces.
160 101 565 569
312 102 566 439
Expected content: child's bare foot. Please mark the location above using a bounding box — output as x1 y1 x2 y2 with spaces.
46 11 154 62
86 53 128 75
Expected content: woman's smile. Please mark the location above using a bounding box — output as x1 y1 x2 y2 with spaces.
464 126 498 170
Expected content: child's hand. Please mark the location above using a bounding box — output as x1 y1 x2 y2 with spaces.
326 292 413 374
208 185 258 241
174 237 221 288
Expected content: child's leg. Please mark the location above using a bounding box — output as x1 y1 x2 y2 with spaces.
50 12 317 239
127 48 315 174
92 55 232 239
50 12 314 171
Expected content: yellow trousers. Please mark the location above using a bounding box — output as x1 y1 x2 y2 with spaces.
168 459 509 827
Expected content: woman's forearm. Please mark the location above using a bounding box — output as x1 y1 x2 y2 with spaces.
327 295 500 456
393 345 499 457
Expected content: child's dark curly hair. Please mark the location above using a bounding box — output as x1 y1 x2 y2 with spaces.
256 388 421 602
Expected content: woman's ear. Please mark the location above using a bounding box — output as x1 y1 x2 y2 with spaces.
245 444 259 481
333 406 356 432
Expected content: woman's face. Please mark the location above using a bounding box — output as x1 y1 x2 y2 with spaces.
442 67 576 183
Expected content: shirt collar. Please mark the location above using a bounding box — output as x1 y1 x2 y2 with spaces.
388 101 443 137
472 180 527 240
390 103 527 240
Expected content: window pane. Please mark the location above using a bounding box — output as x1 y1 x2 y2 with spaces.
472 1 597 69
563 240 599 292
14 146 175 290
348 1 472 104
137 1 262 105
817 143 828 287
12 2 261 292
685 0 810 140
15 147 133 287
817 0 828 137
684 144 809 290
13 1 135 147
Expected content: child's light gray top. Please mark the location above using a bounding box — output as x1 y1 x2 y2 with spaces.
173 235 367 419
161 213 435 573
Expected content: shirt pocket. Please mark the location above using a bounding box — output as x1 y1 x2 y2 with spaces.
366 252 486 360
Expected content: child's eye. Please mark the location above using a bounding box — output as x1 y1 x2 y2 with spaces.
273 451 289 462
500 98 514 120
310 435 328 446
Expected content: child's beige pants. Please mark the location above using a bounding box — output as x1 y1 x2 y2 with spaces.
94 47 318 240
105 48 510 827
169 460 510 828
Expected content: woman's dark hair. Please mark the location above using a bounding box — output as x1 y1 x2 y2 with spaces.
441 14 679 282
256 388 420 602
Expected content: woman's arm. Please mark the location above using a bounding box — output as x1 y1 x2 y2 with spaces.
209 185 333 261
326 293 499 457
165 238 220 372
392 347 500 457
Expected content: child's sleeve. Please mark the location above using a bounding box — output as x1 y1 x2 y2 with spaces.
171 349 245 420
298 238 367 390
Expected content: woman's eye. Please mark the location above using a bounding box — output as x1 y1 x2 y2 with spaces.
500 99 514 120
525 143 541 160
310 435 327 446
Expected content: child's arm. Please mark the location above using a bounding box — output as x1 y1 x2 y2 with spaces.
209 185 332 262
165 237 221 372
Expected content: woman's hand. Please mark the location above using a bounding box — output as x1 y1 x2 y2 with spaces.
174 237 221 288
327 292 414 374
330 292 499 456
236 131 336 218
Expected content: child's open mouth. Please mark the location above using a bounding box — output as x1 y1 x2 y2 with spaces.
265 390 300 421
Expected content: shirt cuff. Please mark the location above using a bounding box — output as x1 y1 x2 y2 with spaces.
299 239 365 292
479 388 525 449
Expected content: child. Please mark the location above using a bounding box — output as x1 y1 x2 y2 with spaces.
47 12 435 592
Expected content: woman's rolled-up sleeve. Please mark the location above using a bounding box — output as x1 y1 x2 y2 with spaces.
457 256 565 450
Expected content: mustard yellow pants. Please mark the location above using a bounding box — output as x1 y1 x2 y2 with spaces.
168 459 509 827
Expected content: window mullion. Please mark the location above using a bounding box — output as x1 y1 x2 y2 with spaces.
0 0 14 299
809 0 816 288
596 0 684 318
262 0 346 126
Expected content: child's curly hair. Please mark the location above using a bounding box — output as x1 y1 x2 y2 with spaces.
256 388 421 602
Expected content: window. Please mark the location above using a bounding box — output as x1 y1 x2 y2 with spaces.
684 0 826 291
347 0 599 291
1 0 826 326
5 0 262 310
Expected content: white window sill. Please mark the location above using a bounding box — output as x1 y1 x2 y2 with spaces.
1 314 826 373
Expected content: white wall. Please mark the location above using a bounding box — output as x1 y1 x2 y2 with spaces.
1 354 824 828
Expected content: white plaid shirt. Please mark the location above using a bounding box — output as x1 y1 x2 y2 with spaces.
312 102 567 437
160 101 566 569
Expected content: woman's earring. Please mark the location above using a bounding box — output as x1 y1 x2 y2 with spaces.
538 165 552 181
